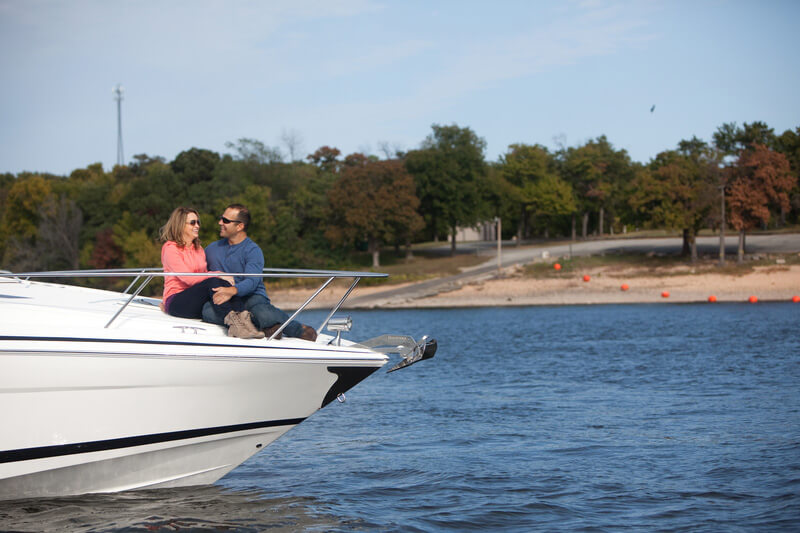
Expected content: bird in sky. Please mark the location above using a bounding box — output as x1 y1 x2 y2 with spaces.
650 104 656 113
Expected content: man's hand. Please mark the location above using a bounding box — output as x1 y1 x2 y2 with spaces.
212 285 237 305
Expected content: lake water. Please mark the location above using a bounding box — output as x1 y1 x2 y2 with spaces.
2 303 799 531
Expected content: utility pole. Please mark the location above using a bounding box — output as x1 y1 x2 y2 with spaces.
719 182 726 266
113 84 124 167
495 216 502 272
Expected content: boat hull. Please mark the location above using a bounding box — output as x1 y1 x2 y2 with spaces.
0 338 383 500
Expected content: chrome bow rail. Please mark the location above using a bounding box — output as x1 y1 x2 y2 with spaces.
0 268 387 336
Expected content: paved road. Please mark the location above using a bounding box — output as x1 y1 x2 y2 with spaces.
345 234 800 308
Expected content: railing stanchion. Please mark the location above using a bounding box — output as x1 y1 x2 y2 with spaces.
105 275 154 329
268 277 335 340
318 277 360 334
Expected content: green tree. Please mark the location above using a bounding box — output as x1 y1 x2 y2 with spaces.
558 136 633 239
481 164 516 240
111 212 163 294
171 147 221 185
629 138 720 262
499 144 556 241
405 124 488 255
528 174 577 238
225 138 283 165
713 121 777 155
1 175 53 268
122 161 186 238
774 127 800 225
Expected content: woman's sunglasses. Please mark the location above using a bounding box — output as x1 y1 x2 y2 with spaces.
186 219 201 226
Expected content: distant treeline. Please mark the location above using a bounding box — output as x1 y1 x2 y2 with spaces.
1 121 798 277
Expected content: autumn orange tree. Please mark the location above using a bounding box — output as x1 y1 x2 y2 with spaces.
728 143 795 262
325 156 424 268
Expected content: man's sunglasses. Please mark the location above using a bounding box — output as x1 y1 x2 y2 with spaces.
186 219 201 226
219 216 243 225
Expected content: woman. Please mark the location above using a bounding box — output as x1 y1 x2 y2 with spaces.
160 207 263 339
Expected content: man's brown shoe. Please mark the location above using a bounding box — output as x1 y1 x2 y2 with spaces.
224 311 265 339
300 325 317 342
263 324 283 340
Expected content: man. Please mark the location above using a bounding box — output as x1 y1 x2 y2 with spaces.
201 203 316 341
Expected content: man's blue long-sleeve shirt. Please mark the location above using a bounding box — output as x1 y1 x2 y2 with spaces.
205 237 269 300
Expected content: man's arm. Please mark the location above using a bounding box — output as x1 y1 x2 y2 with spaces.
232 243 264 298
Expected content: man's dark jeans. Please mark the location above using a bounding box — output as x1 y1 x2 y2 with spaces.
202 293 304 338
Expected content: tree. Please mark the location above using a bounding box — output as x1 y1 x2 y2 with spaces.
37 194 82 270
558 136 633 239
123 161 185 238
307 146 342 174
326 157 423 267
713 121 776 155
405 124 487 255
85 228 124 270
226 138 283 165
111 212 163 294
481 164 516 240
129 154 166 177
729 144 795 262
774 127 800 225
280 129 304 162
0 175 52 268
499 144 554 241
629 138 719 263
171 148 221 184
528 174 577 239
1 191 81 272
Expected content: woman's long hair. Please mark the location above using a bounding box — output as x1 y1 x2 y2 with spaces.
159 207 201 249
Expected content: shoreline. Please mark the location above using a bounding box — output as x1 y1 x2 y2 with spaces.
268 264 800 309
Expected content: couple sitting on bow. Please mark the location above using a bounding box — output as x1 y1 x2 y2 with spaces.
159 203 317 341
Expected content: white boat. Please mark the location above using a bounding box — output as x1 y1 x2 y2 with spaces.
0 269 435 501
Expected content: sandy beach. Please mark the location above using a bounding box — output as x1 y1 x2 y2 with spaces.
268 263 800 309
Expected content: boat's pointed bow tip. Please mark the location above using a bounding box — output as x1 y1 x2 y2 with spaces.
387 336 437 373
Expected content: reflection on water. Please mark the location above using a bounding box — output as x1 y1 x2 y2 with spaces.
0 485 343 532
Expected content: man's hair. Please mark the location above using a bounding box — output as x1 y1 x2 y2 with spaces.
227 203 250 231
159 206 201 248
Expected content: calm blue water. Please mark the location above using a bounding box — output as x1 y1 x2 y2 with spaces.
2 303 799 531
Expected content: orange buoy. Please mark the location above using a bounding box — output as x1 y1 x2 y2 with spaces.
621 283 629 291
661 291 670 298
748 295 758 303
554 263 562 270
708 295 717 303
792 295 800 303
583 274 590 282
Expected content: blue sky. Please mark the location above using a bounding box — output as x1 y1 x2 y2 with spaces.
1 0 798 175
